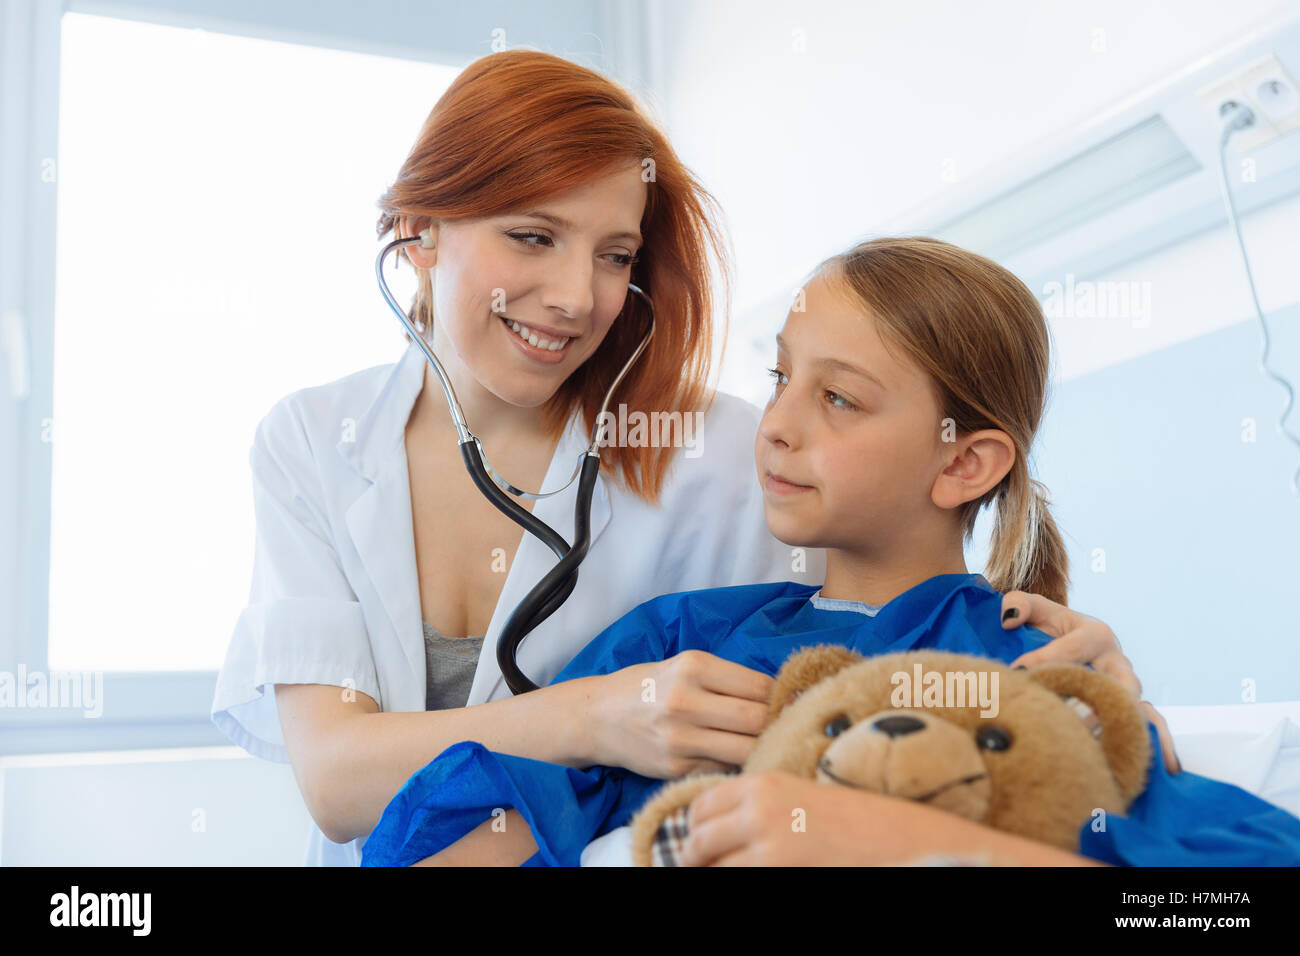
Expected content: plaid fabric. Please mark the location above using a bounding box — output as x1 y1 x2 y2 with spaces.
1062 694 1103 738
650 806 692 867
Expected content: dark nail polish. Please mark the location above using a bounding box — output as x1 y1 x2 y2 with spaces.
1002 607 1020 621
1012 665 1027 671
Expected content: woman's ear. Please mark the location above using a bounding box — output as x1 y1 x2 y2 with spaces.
401 216 438 269
930 429 1015 510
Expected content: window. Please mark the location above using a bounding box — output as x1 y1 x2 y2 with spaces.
48 13 457 672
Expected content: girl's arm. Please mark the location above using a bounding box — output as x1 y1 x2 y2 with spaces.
681 772 1105 867
411 811 538 866
411 798 1103 868
895 806 1107 867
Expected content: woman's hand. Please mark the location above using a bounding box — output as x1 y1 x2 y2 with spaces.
679 771 1103 866
581 650 774 779
1001 590 1181 774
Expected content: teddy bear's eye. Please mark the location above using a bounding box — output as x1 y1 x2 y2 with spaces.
976 726 1013 751
824 714 853 738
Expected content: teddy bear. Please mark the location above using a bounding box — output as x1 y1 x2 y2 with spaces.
629 646 1152 866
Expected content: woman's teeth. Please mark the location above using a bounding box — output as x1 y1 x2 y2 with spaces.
506 318 570 351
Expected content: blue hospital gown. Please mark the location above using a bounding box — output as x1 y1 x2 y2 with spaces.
360 573 1300 866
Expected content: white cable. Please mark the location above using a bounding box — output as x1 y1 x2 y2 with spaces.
1216 100 1300 495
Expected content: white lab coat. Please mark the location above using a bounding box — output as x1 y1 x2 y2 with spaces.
211 339 827 865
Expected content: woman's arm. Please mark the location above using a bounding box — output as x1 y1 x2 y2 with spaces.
278 647 776 847
275 679 599 846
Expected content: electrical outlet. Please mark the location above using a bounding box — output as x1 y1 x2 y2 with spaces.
1197 54 1300 152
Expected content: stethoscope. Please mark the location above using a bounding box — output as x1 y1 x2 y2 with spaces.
376 227 655 694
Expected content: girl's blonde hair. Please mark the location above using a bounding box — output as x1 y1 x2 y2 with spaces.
819 236 1070 606
375 50 731 504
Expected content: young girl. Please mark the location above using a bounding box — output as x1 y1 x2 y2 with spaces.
360 236 1300 867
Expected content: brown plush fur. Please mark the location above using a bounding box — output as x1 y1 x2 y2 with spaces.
629 647 1151 866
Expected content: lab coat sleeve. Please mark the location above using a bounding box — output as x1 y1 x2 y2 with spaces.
211 399 381 764
1078 722 1300 865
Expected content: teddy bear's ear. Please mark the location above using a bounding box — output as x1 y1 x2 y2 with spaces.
768 645 864 722
1022 664 1152 804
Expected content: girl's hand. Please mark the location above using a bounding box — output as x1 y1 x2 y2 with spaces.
1001 590 1182 774
679 771 1102 866
581 651 773 779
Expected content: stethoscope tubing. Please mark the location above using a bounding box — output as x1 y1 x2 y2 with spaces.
460 440 600 694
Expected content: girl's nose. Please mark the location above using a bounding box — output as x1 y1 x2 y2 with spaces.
759 389 802 450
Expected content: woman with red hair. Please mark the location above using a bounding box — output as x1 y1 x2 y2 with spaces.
211 50 1165 866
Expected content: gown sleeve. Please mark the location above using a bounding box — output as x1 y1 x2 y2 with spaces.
211 398 381 764
360 585 787 866
1078 722 1300 865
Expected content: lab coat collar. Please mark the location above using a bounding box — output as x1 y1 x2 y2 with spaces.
335 337 427 483
337 338 613 699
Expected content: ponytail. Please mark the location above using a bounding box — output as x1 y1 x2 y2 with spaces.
984 466 1070 607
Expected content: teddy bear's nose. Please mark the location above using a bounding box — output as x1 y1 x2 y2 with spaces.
871 715 926 738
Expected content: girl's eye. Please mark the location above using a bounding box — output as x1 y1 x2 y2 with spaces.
766 367 788 387
825 390 856 410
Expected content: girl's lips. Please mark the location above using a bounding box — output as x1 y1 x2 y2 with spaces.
765 473 813 496
499 315 571 365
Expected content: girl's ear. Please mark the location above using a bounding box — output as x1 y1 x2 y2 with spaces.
931 429 1016 510
768 645 863 722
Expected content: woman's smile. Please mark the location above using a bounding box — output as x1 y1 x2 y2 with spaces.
498 313 574 365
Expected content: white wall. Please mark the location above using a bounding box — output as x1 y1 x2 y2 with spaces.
1049 191 1300 382
637 0 1300 396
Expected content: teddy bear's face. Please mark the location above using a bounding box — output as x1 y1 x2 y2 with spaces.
744 650 1151 850
815 706 997 822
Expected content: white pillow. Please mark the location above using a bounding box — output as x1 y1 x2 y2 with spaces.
1158 702 1300 818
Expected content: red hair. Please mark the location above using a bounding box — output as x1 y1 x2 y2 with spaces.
375 50 731 504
